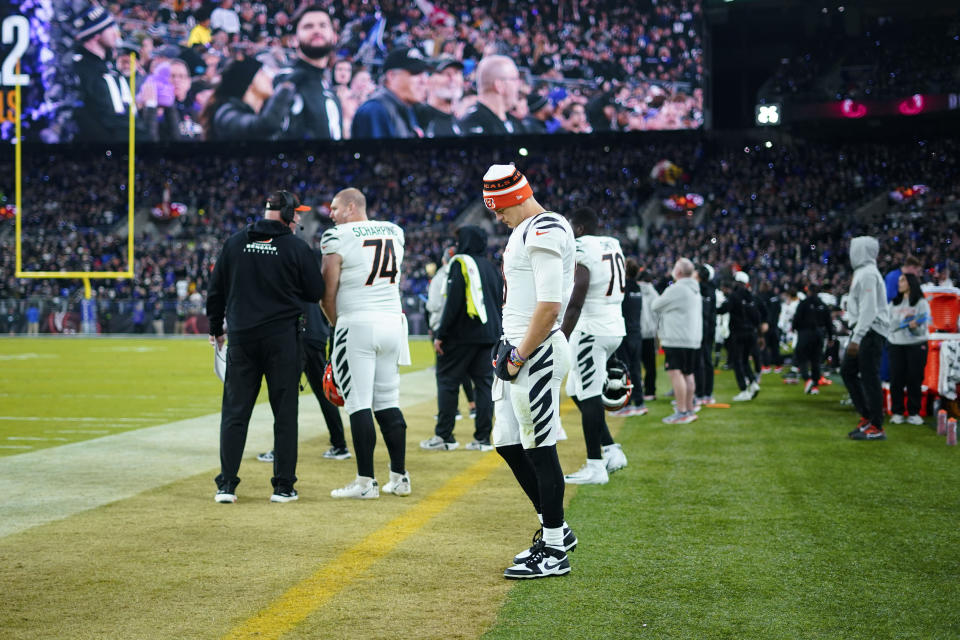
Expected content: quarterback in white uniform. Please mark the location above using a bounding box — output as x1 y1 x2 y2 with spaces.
559 207 628 485
483 164 576 580
320 187 411 499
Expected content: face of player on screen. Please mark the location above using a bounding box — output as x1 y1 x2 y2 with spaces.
296 10 337 60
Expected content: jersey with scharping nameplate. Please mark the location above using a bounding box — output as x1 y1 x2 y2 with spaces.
501 212 575 343
573 234 626 337
320 221 405 317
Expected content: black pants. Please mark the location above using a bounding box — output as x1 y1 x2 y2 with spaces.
217 327 300 493
641 337 657 397
303 340 347 449
435 342 494 442
616 334 646 407
888 342 928 416
840 330 885 428
762 326 783 366
727 331 758 391
795 329 824 383
694 335 715 398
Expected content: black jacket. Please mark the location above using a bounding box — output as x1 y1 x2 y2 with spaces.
700 280 717 342
276 60 343 140
207 219 324 345
209 85 295 141
718 285 761 334
762 292 782 329
71 49 134 142
621 279 643 335
457 102 522 136
351 88 422 139
415 103 461 137
436 226 502 346
793 294 833 337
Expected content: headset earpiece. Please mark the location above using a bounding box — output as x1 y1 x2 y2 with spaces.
280 190 296 224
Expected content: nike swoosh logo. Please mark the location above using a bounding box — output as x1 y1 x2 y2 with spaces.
536 230 549 236
361 488 374 496
543 560 565 570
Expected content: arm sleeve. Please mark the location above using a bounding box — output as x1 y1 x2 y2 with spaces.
319 227 342 255
529 248 563 303
205 245 228 336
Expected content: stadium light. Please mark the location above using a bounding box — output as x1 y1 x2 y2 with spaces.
755 103 781 126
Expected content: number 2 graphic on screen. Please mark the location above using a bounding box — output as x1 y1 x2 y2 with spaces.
363 238 398 285
602 252 625 296
2 16 30 87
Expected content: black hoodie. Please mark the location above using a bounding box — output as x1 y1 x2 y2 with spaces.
436 226 503 346
207 219 324 345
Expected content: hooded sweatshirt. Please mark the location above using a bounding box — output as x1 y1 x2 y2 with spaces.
638 280 660 339
650 276 702 349
847 236 890 344
436 226 503 346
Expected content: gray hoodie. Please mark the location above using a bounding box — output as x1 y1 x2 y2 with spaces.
638 281 660 339
651 276 703 348
847 236 890 343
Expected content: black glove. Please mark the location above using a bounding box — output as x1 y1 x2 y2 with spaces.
493 339 519 381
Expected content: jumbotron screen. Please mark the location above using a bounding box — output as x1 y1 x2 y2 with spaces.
0 0 703 144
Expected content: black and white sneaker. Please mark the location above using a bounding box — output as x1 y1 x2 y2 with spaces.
270 489 298 503
256 450 274 462
513 526 577 564
322 446 352 460
215 489 237 504
504 543 570 579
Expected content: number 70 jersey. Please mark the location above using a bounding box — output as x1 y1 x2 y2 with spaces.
575 235 626 337
320 220 404 316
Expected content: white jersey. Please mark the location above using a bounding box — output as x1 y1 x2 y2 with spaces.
502 211 575 343
320 220 404 319
573 234 626 337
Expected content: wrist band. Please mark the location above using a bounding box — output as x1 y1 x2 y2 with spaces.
508 347 527 368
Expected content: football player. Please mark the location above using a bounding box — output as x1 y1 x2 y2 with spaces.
320 188 411 499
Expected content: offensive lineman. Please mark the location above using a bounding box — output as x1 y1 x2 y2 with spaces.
483 164 577 579
559 207 628 485
320 188 412 498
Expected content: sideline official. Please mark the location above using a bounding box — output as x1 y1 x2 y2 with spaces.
206 190 324 504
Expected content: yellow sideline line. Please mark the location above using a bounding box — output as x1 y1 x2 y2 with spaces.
224 452 505 640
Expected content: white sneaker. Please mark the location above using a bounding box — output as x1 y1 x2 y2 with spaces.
890 414 905 424
628 406 649 416
382 471 411 496
749 381 760 395
465 440 494 451
733 390 754 402
662 411 686 424
420 435 459 451
906 415 924 426
602 443 628 473
331 476 379 499
564 460 609 485
677 411 698 424
214 489 237 504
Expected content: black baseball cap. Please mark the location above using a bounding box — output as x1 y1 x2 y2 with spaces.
266 190 310 212
383 47 432 74
527 93 549 113
433 56 464 72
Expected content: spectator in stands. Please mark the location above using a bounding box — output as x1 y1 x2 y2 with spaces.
887 273 930 425
560 102 592 134
844 236 891 441
200 56 295 140
276 6 344 140
352 48 430 138
457 55 524 135
416 57 465 137
652 258 702 424
210 0 240 39
521 93 554 134
186 6 212 47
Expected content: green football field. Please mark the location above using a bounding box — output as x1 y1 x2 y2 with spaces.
1 336 959 639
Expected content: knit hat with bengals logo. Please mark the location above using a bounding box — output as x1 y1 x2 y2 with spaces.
482 164 533 210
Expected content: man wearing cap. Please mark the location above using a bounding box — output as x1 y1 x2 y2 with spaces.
458 55 524 135
483 164 577 579
351 48 430 138
67 3 132 142
521 93 554 134
275 6 344 140
718 270 762 402
206 191 323 504
415 56 464 137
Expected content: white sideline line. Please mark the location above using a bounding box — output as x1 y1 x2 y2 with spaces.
0 368 437 539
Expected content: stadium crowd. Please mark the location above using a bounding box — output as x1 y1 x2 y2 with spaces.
1 134 957 334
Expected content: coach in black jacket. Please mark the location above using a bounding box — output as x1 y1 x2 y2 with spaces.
206 190 324 503
429 226 503 450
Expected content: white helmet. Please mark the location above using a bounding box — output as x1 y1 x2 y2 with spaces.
602 357 633 411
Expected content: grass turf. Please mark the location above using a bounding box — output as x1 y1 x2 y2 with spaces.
1 338 959 639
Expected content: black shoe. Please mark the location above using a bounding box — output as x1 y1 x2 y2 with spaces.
513 526 577 564
256 450 274 462
847 417 870 438
850 425 886 441
270 489 299 502
504 543 570 579
214 489 237 503
322 446 352 460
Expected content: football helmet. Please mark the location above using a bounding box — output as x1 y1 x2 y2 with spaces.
601 357 633 411
323 362 344 407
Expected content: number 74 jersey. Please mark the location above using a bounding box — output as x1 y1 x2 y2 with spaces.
575 235 626 337
320 221 404 316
